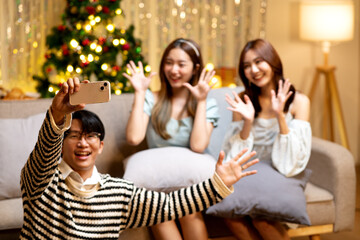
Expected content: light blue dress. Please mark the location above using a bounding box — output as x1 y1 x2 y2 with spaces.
143 89 220 149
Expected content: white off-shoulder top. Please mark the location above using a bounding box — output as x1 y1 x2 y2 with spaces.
222 111 312 177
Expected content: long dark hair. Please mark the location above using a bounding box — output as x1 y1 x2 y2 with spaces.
151 38 203 139
238 39 295 117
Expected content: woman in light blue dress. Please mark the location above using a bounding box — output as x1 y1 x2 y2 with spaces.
213 39 311 240
123 38 219 240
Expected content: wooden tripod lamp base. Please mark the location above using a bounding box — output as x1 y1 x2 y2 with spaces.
308 64 349 149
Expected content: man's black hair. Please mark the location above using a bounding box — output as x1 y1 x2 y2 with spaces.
64 110 105 141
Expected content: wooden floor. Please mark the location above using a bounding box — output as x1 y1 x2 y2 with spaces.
213 166 360 240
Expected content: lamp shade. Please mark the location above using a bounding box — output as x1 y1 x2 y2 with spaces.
300 1 354 42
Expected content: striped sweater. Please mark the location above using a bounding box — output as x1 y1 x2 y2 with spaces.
20 111 232 239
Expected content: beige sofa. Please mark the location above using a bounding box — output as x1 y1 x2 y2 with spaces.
0 87 356 239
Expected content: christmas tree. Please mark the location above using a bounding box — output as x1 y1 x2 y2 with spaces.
33 0 149 98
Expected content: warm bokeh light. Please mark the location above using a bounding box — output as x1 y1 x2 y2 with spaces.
88 54 94 62
115 8 122 15
95 45 102 53
67 65 74 72
205 63 215 71
84 24 92 32
101 63 109 71
210 75 222 88
90 43 97 50
106 24 115 32
70 39 79 48
113 39 120 46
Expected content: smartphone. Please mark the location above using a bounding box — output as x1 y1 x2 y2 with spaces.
69 81 111 105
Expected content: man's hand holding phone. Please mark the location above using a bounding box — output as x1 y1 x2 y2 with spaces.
51 78 111 125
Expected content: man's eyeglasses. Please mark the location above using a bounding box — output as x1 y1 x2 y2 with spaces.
64 131 101 143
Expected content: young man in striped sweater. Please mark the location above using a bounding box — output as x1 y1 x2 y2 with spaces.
20 78 258 239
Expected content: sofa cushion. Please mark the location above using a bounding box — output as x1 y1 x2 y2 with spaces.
304 182 333 203
206 159 312 225
0 198 23 230
122 147 216 192
0 112 46 200
303 182 335 226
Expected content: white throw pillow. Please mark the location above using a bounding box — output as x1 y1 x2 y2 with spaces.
123 147 216 193
0 112 46 200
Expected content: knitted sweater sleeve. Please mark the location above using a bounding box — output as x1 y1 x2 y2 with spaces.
20 109 71 199
125 173 233 229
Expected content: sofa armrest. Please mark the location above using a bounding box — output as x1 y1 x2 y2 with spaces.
307 137 356 232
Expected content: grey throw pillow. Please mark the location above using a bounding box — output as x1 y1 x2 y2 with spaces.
206 159 312 225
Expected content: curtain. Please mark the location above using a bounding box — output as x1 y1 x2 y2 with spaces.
0 0 267 94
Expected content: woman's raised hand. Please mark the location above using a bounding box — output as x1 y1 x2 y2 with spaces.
271 79 293 116
183 68 215 101
226 91 255 122
122 61 157 93
215 149 258 188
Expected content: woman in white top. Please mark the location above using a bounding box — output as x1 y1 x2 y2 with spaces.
219 39 311 240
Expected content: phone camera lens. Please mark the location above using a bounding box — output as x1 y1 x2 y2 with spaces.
100 86 104 90
103 82 108 86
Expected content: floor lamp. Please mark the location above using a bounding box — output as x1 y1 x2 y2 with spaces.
300 1 354 150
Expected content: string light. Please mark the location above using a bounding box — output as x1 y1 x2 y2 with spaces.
106 24 115 32
115 8 122 15
210 75 222 88
80 54 86 61
67 65 74 72
90 43 97 50
88 54 94 62
205 63 215 71
76 23 82 30
70 39 79 48
144 65 151 72
95 45 102 53
113 39 120 46
95 16 101 23
84 24 92 32
101 63 109 71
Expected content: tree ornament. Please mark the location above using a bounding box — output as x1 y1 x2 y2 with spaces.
70 6 78 14
57 25 66 31
82 39 90 46
86 6 96 15
102 6 110 14
122 43 130 51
